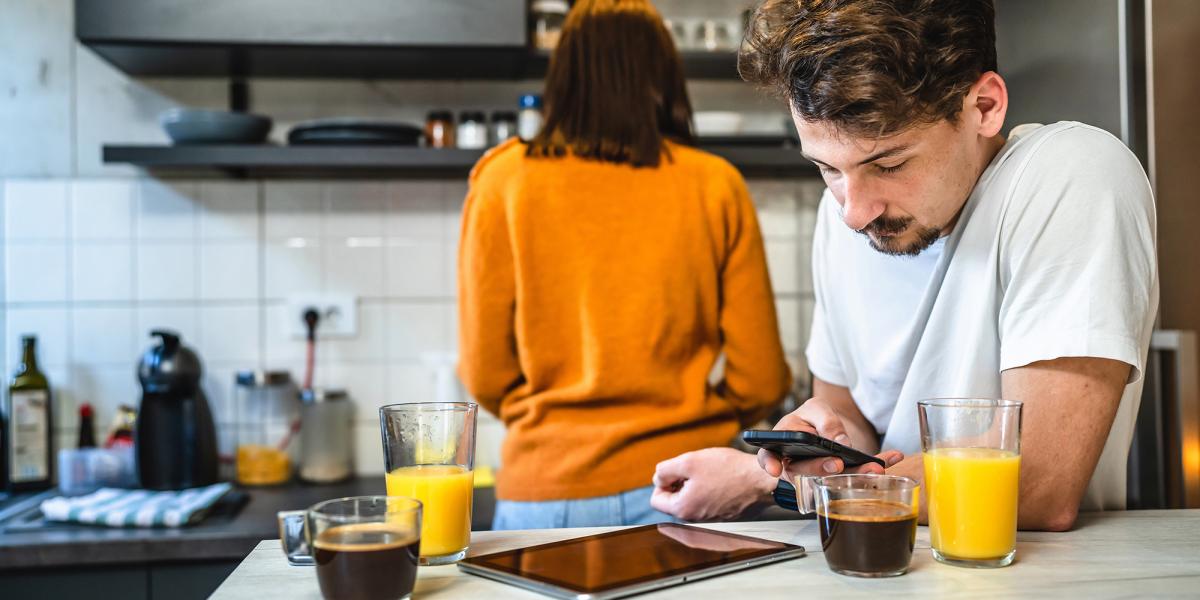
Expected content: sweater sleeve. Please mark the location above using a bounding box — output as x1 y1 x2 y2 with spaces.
456 176 523 416
714 172 793 426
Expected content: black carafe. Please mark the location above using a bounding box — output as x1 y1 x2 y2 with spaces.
135 330 219 490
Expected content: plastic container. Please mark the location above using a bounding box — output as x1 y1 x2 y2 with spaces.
490 111 518 145
56 447 138 496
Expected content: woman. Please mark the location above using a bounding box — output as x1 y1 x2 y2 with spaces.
458 0 791 529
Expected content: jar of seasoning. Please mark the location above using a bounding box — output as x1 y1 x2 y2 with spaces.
490 111 518 146
425 110 455 148
298 388 354 484
457 111 488 149
532 0 569 50
518 94 544 141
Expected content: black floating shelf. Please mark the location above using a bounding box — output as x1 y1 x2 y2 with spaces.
102 144 817 178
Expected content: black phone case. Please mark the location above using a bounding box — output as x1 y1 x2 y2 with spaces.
741 430 886 468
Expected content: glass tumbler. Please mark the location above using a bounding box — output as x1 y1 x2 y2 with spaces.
919 398 1023 568
380 402 477 565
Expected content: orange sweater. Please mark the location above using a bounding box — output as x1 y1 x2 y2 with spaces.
458 138 792 501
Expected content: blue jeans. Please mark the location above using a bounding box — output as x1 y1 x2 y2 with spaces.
492 485 679 530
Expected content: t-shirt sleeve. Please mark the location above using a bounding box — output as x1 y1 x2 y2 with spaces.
804 193 849 386
998 127 1157 382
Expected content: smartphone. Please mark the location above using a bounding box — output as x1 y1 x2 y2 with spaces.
741 430 886 468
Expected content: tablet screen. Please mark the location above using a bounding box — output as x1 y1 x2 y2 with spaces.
461 523 802 595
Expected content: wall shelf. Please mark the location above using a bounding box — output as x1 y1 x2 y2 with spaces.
102 144 817 178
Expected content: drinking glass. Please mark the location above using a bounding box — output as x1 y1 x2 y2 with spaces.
919 398 1023 568
380 402 477 565
278 496 422 600
780 473 918 577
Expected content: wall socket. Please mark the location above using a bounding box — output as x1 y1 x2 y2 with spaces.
285 293 357 339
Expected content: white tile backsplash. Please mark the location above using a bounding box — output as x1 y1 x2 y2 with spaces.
200 242 261 301
386 303 451 361
263 238 322 299
196 304 261 364
136 180 198 240
72 242 134 301
265 182 323 238
324 183 387 237
71 179 134 240
386 185 444 237
136 242 198 301
319 363 388 420
198 181 260 240
354 421 385 475
323 239 386 298
6 243 69 303
385 238 446 298
5 306 70 369
71 306 136 366
3 180 69 240
765 238 800 295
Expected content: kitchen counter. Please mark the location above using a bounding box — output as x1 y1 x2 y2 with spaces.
213 509 1200 599
0 478 495 569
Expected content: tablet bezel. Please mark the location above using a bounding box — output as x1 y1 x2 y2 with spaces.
457 523 806 600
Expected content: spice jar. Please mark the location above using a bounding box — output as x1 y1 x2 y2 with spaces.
518 94 544 141
457 111 488 149
425 110 455 148
490 111 518 145
532 0 569 50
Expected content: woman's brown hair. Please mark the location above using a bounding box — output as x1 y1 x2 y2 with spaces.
526 0 695 168
739 0 997 138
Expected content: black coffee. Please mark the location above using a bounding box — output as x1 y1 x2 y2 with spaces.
817 499 916 576
313 523 421 600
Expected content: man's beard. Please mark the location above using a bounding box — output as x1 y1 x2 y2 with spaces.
859 215 942 256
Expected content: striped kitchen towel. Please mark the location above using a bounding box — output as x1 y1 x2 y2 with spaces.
40 482 233 528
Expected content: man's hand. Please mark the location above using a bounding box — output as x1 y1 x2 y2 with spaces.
650 448 776 522
758 397 903 482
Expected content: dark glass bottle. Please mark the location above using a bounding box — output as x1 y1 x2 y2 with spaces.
78 403 97 449
6 336 53 492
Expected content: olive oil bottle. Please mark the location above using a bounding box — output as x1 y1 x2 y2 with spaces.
5 335 53 492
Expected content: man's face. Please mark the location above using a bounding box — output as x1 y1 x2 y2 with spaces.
794 112 983 256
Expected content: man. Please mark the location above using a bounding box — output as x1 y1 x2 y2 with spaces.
650 0 1157 531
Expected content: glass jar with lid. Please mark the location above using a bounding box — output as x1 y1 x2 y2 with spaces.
532 0 569 50
457 111 489 150
299 388 355 483
425 110 455 148
234 371 300 486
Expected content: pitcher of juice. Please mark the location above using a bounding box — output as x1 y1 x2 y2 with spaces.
380 402 477 565
918 398 1022 568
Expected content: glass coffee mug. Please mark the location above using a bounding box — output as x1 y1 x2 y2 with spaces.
380 402 477 565
776 474 919 577
278 496 422 600
919 398 1022 568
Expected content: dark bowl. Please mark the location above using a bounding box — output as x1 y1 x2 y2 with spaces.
160 108 272 145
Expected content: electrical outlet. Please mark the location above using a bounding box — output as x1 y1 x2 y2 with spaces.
285 293 357 339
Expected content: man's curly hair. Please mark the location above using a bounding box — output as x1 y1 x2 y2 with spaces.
739 0 997 138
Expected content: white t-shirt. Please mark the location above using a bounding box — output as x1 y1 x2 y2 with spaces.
805 121 1158 511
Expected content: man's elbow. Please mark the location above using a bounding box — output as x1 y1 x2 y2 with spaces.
1022 504 1079 532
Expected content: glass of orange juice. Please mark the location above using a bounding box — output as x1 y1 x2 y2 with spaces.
380 402 477 565
918 398 1022 568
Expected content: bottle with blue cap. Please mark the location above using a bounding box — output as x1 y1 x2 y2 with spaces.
518 94 544 141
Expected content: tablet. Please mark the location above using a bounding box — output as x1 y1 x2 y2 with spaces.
457 523 805 599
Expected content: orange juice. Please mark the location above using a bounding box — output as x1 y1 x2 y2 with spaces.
924 448 1020 560
385 465 474 557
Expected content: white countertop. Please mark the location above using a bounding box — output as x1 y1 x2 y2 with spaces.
211 509 1200 599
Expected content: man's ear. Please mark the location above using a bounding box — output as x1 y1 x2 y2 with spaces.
968 71 1008 138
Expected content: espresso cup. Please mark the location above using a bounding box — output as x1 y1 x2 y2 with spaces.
279 496 422 600
777 474 918 577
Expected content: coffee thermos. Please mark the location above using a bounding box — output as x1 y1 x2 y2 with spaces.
135 330 218 490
